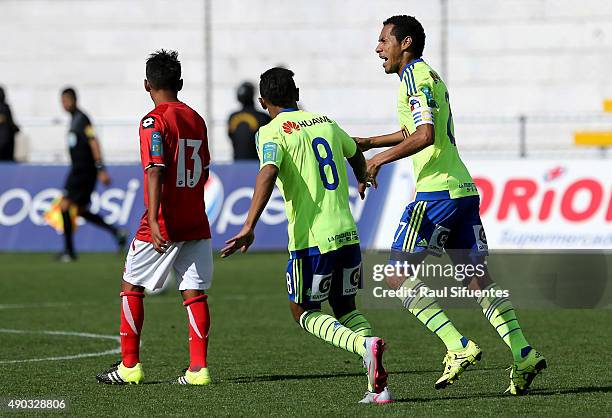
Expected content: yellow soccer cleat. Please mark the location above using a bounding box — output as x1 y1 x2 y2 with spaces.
96 361 144 385
435 340 482 389
505 349 547 395
177 367 212 385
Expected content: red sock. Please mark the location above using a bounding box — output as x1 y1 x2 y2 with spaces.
120 291 144 368
184 294 210 370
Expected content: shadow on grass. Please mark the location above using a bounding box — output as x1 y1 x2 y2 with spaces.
228 366 501 384
394 385 612 403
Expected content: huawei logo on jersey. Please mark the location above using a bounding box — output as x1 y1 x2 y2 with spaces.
282 121 300 134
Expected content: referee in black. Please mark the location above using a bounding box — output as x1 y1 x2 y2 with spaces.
227 81 270 160
58 87 126 261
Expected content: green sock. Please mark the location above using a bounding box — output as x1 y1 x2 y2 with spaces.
299 310 367 357
338 310 373 337
477 283 531 362
400 278 466 351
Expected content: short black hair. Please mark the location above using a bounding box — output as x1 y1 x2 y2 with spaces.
146 49 182 91
383 15 426 57
61 87 77 101
259 67 298 108
237 81 255 106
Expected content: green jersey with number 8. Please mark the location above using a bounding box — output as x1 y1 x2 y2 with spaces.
256 109 359 255
398 59 478 199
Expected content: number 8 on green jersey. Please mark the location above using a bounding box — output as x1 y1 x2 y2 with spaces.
256 109 362 304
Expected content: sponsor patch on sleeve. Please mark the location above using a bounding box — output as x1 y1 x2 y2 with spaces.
262 142 278 163
428 224 450 256
150 131 163 157
473 225 488 252
142 116 155 129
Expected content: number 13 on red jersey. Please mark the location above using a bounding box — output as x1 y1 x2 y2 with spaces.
176 139 204 188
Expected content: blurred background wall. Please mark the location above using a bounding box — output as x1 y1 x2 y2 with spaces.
1 0 612 162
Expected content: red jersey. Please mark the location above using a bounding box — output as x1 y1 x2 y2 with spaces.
135 101 211 242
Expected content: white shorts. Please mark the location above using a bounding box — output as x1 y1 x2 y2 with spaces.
123 239 213 291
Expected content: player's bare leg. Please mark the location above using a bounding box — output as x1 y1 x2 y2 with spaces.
177 289 212 385
96 280 145 384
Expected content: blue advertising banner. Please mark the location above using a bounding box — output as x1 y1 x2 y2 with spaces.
0 164 143 252
0 162 391 252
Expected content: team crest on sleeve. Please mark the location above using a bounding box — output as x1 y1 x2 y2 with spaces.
409 97 421 112
262 142 278 163
282 121 300 134
151 131 163 157
142 116 155 129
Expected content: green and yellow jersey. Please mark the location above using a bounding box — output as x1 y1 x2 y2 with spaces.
256 109 359 256
398 58 478 199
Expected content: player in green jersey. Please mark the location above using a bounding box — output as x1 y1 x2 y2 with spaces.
354 15 546 395
221 67 392 404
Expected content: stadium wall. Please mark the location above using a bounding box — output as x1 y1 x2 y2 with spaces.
1 0 612 162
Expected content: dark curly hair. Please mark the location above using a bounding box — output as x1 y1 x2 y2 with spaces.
259 67 298 108
146 49 182 91
383 15 426 57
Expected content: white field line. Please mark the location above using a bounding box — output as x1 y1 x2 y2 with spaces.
0 329 121 364
0 294 254 310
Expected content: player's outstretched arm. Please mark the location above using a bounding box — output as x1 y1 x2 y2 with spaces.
366 124 434 183
354 130 405 151
221 164 279 258
347 148 369 199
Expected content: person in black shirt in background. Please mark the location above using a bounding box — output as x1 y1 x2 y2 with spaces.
0 86 20 161
227 81 270 160
58 87 126 262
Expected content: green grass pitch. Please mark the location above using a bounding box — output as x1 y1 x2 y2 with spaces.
0 252 610 416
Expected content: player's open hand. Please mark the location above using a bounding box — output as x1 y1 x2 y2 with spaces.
98 170 111 186
221 226 255 258
353 137 372 152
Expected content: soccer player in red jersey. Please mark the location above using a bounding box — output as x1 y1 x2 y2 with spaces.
96 50 214 385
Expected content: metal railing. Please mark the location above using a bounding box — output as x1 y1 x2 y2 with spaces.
12 112 612 163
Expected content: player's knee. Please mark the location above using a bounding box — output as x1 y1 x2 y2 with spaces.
181 289 205 301
384 274 409 290
121 280 145 294
465 262 492 290
329 295 355 318
289 302 306 323
454 253 491 288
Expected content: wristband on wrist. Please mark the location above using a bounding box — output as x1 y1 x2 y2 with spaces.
94 160 106 170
